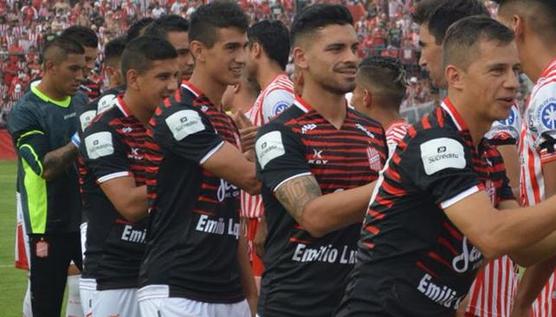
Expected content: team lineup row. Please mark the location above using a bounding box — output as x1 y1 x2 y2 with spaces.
7 0 556 317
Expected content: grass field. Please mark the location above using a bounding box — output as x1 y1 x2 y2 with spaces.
0 160 27 317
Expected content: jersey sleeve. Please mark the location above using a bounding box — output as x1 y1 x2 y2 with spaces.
397 128 482 209
80 119 130 183
530 82 556 163
484 105 520 146
150 103 224 164
255 122 311 191
7 101 50 176
261 89 295 123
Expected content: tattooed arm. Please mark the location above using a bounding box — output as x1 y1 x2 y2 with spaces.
274 175 375 237
42 142 79 181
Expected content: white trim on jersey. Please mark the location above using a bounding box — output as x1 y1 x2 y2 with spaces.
439 185 481 209
97 171 132 184
273 172 313 193
199 141 225 165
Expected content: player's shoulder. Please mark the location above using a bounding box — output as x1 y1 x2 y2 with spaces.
72 90 89 107
528 80 556 132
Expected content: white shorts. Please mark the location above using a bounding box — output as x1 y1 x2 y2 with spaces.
138 285 250 317
79 278 97 316
93 288 139 317
80 222 87 261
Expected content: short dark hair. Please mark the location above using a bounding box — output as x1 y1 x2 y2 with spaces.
104 36 127 67
120 36 177 82
143 15 189 40
443 16 515 70
495 0 556 40
127 17 155 41
41 36 85 65
413 0 489 44
189 1 249 48
60 26 98 48
248 20 290 70
357 56 406 107
291 4 353 46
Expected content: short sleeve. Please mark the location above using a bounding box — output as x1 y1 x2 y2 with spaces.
485 105 520 146
262 89 295 123
397 128 482 209
530 82 556 163
81 119 130 183
150 103 224 164
8 102 49 175
255 122 311 191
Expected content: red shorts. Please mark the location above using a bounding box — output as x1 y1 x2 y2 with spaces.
246 218 264 277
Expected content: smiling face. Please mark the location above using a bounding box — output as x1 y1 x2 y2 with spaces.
296 23 360 96
202 27 248 87
134 58 180 112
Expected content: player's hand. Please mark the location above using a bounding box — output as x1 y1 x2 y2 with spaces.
254 217 268 258
231 110 253 129
239 126 259 153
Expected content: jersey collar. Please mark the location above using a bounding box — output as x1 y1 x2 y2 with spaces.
31 85 71 108
115 95 131 117
181 80 202 98
440 98 468 132
293 95 313 113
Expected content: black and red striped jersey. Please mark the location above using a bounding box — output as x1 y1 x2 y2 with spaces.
336 99 515 317
139 82 245 303
79 95 149 290
254 96 387 317
79 77 102 101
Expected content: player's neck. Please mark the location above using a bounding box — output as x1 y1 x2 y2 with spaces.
522 36 556 83
189 69 226 111
37 77 68 101
302 81 347 129
368 107 402 130
450 93 491 147
258 63 284 90
123 91 151 126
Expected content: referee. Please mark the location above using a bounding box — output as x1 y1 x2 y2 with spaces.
7 37 87 317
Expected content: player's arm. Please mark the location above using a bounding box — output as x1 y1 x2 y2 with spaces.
153 105 260 195
8 104 79 182
237 232 258 317
82 126 147 222
256 124 375 238
261 89 294 122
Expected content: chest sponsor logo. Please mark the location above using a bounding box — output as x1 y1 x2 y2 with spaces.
79 110 96 132
217 179 239 202
292 243 357 264
256 130 285 169
356 123 374 138
309 148 328 165
195 215 240 239
452 237 482 273
165 109 205 141
97 94 117 114
85 131 114 159
121 225 146 244
420 138 466 175
301 123 317 134
417 274 463 309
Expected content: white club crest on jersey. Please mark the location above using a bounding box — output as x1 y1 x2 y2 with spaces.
165 110 205 141
420 138 466 175
85 131 114 159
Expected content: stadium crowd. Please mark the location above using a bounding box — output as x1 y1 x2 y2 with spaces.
6 0 556 317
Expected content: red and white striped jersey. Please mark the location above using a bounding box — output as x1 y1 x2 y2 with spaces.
519 58 556 317
465 107 521 317
385 119 411 157
241 73 295 219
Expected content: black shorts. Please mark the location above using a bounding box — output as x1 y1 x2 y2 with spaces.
28 232 82 317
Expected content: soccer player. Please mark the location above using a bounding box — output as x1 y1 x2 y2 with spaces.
335 16 556 316
138 3 259 316
243 19 295 286
351 56 410 156
77 35 127 315
144 15 195 81
61 26 101 100
80 36 179 317
496 1 556 316
413 2 522 315
254 5 387 316
7 36 87 317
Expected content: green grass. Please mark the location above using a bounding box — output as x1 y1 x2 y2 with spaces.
0 160 27 317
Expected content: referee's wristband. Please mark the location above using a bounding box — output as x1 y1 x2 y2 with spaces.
71 132 81 148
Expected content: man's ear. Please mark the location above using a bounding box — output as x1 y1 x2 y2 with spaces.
363 89 373 109
190 40 206 64
445 64 464 91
